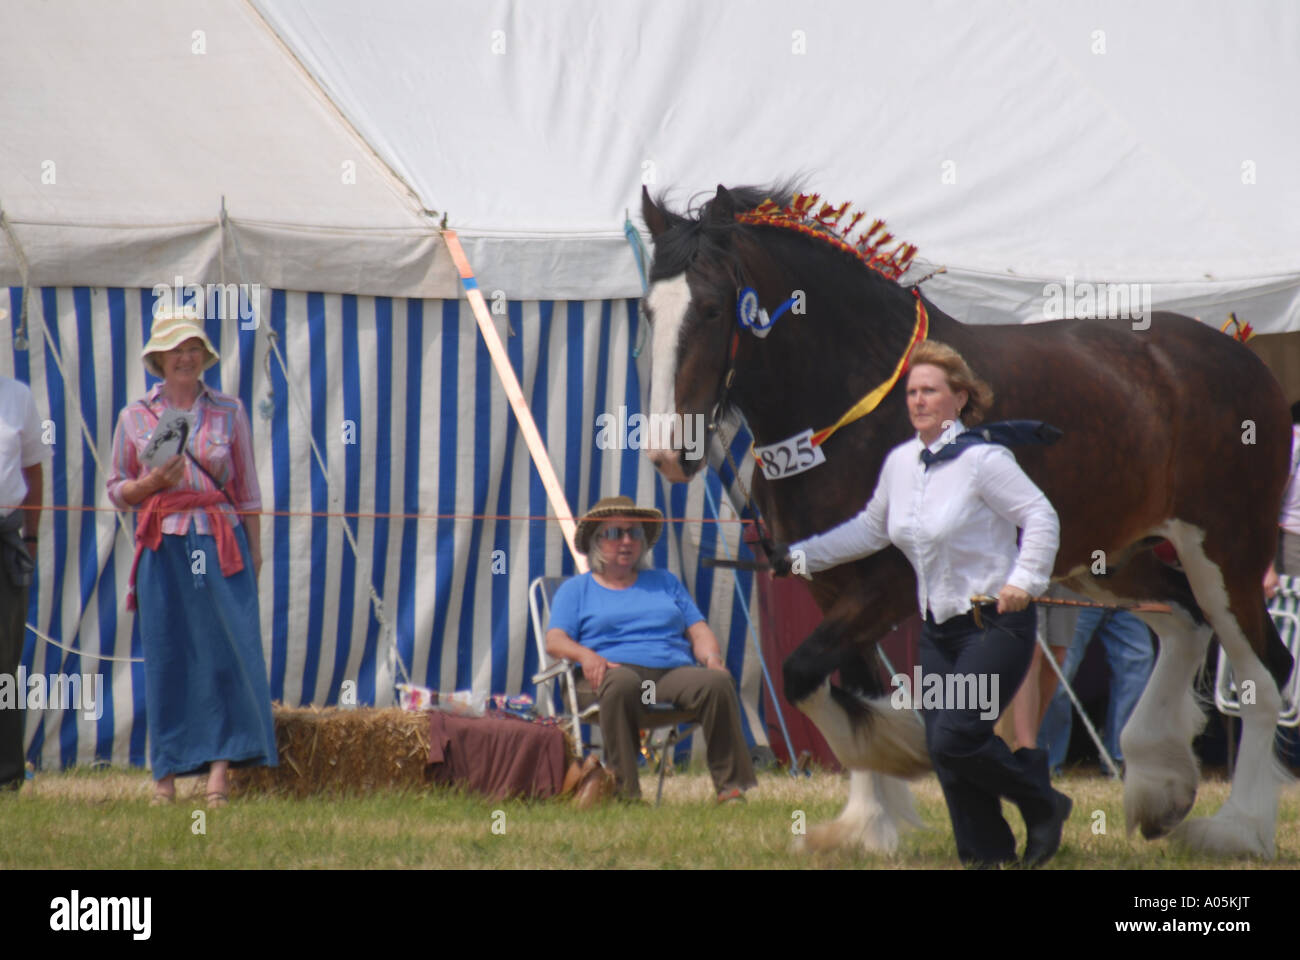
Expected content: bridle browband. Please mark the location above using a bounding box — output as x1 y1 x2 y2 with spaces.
706 287 930 449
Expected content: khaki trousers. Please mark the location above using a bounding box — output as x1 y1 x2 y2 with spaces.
577 664 757 799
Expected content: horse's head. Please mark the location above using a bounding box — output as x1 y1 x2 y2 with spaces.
640 183 794 483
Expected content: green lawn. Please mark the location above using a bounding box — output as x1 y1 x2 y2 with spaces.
3 765 1297 869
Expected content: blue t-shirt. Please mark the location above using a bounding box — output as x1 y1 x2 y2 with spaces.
547 569 705 669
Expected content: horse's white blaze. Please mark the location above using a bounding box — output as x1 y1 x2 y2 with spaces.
1154 519 1288 857
644 274 691 477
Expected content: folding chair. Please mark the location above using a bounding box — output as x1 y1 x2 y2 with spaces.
529 574 701 804
1214 574 1300 727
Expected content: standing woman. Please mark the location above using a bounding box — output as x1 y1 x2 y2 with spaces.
776 341 1071 868
107 308 276 806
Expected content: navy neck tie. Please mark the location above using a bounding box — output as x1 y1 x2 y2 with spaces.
920 420 1063 469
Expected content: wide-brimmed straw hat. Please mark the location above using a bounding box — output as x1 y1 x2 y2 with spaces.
574 496 664 553
142 307 220 378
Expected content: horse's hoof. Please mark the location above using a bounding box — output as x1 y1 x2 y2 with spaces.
1170 814 1275 859
799 816 903 855
1124 758 1198 839
799 821 848 853
1137 795 1195 840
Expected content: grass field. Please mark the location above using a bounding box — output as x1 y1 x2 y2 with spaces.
3 764 1298 869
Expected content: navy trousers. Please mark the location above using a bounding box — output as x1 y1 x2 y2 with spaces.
921 605 1058 866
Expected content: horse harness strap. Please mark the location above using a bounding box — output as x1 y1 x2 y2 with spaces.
746 293 929 467
711 291 927 559
810 293 929 448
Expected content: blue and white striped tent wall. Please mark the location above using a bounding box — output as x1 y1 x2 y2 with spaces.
2 285 768 771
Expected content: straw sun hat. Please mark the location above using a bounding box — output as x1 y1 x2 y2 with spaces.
574 496 664 553
142 307 220 378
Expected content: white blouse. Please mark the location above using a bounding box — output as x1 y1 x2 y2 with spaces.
793 419 1059 623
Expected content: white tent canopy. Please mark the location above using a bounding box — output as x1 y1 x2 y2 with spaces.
254 0 1300 329
3 0 1299 320
0 0 453 297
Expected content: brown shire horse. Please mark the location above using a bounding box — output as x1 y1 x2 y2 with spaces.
641 184 1295 858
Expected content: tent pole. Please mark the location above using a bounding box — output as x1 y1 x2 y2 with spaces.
440 229 586 573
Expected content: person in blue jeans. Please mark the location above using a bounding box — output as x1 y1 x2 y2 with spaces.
1038 608 1154 773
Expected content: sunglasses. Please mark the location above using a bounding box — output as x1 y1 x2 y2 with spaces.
597 525 645 542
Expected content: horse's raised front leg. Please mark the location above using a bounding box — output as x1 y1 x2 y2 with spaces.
784 603 929 854
785 628 930 778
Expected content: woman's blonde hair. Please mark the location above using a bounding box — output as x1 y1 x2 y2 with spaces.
907 340 993 425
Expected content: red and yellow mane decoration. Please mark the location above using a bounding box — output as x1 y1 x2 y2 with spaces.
1220 312 1255 343
737 193 919 282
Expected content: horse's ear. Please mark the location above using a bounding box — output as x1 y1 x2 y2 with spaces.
642 186 669 238
709 184 736 225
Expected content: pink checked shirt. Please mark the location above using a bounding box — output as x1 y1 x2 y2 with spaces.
107 382 261 534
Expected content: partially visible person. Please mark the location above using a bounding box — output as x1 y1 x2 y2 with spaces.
1266 401 1300 595
545 496 756 804
1002 611 1068 752
106 308 276 806
1037 608 1154 775
0 375 49 793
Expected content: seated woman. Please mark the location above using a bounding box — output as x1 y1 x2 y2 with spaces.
545 496 757 803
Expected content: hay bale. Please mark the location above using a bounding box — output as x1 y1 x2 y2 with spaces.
230 705 431 798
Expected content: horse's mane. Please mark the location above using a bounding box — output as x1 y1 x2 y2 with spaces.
648 181 915 291
647 182 800 282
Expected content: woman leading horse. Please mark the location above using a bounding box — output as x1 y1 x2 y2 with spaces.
640 183 1293 858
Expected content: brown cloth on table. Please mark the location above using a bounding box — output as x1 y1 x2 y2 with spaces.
426 711 567 800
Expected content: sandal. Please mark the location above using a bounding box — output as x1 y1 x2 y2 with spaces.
205 791 229 808
716 787 745 805
150 791 174 806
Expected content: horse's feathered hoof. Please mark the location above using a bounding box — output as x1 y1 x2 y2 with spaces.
1137 795 1195 840
1124 754 1198 840
796 816 902 856
1170 813 1275 859
793 772 924 856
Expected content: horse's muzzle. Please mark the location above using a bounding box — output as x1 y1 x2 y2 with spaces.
648 448 701 483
